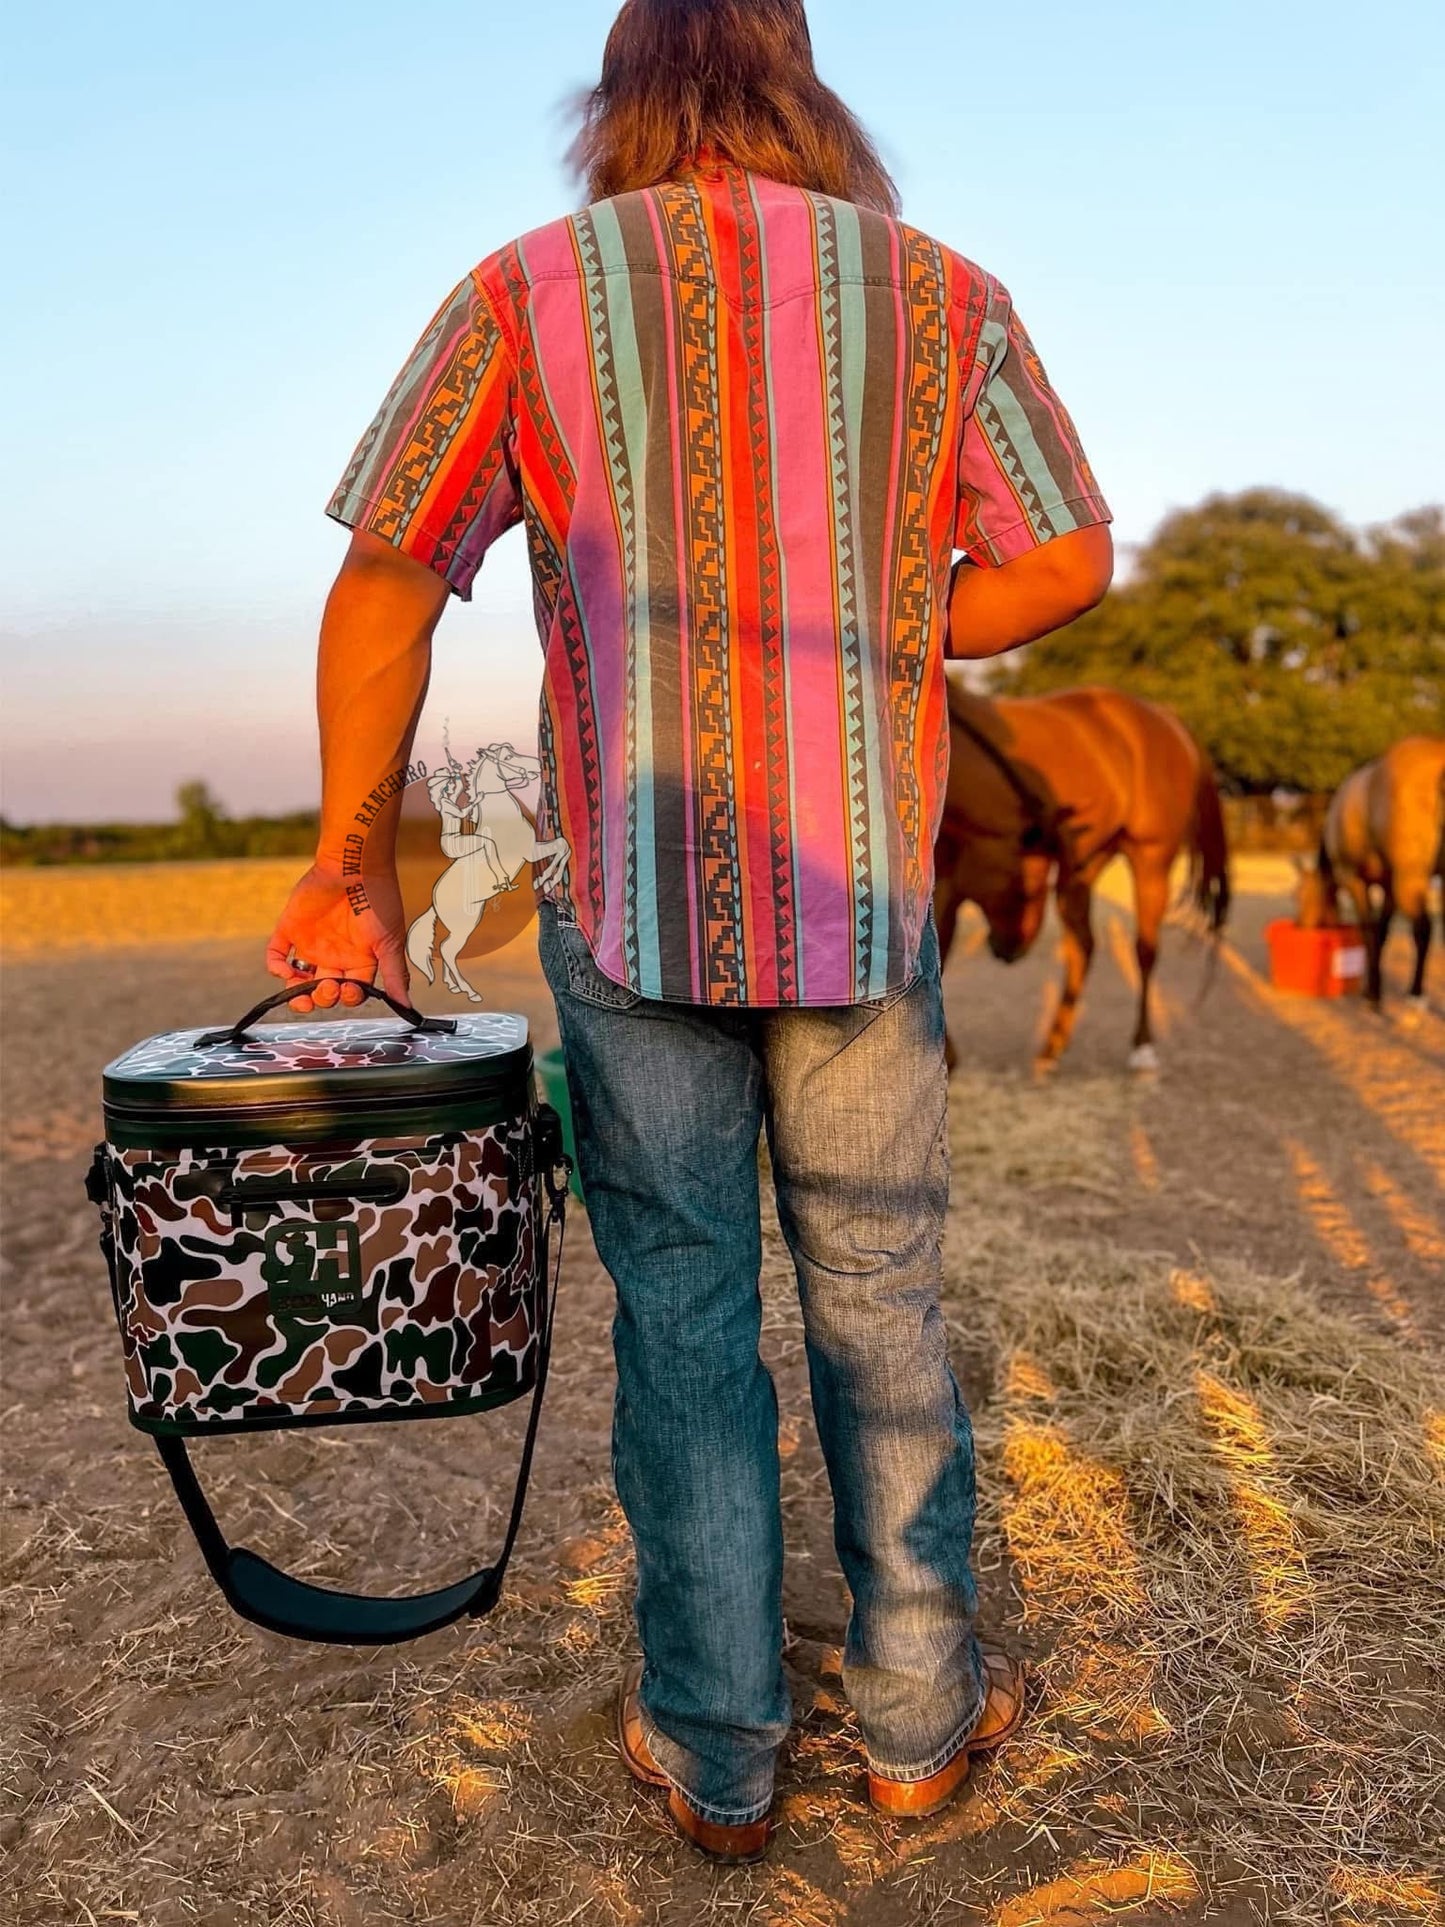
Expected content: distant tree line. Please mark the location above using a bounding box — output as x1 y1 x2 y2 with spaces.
994 489 1444 796
6 490 1440 864
0 782 319 867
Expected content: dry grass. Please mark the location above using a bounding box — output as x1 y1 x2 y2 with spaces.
0 858 304 954
940 1080 1445 1924
1220 943 1445 1187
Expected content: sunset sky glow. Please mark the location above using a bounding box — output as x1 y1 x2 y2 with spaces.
4 0 1441 821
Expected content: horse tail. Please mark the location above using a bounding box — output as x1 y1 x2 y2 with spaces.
1190 755 1231 936
406 906 438 982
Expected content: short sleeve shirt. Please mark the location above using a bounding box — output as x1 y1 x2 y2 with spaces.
327 161 1110 1006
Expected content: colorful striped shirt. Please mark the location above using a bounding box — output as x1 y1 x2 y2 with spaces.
327 160 1110 1006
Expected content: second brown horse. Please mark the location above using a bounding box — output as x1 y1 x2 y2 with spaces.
1296 735 1445 1011
934 682 1231 1072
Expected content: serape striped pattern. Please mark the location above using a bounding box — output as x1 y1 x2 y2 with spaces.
328 162 1110 1006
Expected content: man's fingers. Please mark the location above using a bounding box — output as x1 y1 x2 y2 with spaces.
264 909 399 1016
266 932 300 982
377 944 412 1010
267 925 339 991
286 961 338 1008
267 939 320 1010
309 972 373 1010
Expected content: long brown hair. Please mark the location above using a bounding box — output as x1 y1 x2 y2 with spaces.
569 0 900 215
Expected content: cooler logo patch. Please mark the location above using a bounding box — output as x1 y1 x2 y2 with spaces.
263 1221 364 1319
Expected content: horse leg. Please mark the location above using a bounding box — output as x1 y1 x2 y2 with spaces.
536 839 571 888
1408 908 1431 1008
437 917 485 1002
1366 882 1394 1009
933 881 962 1074
1036 875 1094 1073
1128 852 1171 1073
1397 873 1433 1012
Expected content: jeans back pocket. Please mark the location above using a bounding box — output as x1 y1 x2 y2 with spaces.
538 904 644 1012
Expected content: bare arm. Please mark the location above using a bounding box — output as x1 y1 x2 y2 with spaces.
945 524 1113 660
265 531 450 1010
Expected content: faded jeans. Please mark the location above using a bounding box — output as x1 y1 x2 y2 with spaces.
536 899 986 1826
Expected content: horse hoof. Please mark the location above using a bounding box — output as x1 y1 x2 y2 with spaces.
1032 1054 1061 1079
1128 1044 1160 1075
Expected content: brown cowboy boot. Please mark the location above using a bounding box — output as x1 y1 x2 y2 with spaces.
867 1646 1027 1818
616 1661 773 1864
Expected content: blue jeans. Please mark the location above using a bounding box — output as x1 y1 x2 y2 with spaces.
536 901 985 1826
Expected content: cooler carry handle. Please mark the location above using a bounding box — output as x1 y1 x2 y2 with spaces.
195 976 458 1049
88 1112 571 1647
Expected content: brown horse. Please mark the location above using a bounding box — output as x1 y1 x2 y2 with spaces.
1296 736 1445 1011
934 682 1230 1072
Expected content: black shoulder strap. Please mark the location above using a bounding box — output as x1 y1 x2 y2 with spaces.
93 1139 569 1646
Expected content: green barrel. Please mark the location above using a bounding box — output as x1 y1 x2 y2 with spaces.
535 1047 585 1203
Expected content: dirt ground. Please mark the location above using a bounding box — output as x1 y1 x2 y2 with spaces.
2 863 1442 1927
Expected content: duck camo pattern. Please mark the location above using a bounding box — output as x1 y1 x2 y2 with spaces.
97 1125 541 1433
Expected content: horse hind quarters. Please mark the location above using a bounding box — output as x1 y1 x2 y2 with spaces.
405 902 483 1003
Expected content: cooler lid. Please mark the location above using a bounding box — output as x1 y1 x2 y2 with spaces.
102 1011 532 1117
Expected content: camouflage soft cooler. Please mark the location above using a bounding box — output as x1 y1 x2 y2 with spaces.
85 978 571 1645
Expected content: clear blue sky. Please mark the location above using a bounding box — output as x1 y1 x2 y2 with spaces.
3 0 1441 822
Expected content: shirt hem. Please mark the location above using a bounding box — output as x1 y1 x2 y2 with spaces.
960 493 1113 569
325 493 477 602
538 902 926 1011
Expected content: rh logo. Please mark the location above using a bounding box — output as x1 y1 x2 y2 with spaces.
262 1221 365 1320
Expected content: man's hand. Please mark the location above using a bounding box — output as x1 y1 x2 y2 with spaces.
265 859 412 1012
947 524 1114 660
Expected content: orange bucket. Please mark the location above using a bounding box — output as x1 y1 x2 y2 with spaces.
1265 920 1367 997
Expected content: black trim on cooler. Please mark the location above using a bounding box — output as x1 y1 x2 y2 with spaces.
101 1084 530 1150
102 1050 536 1116
128 1368 539 1438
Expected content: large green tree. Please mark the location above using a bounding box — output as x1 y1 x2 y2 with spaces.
995 489 1445 792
